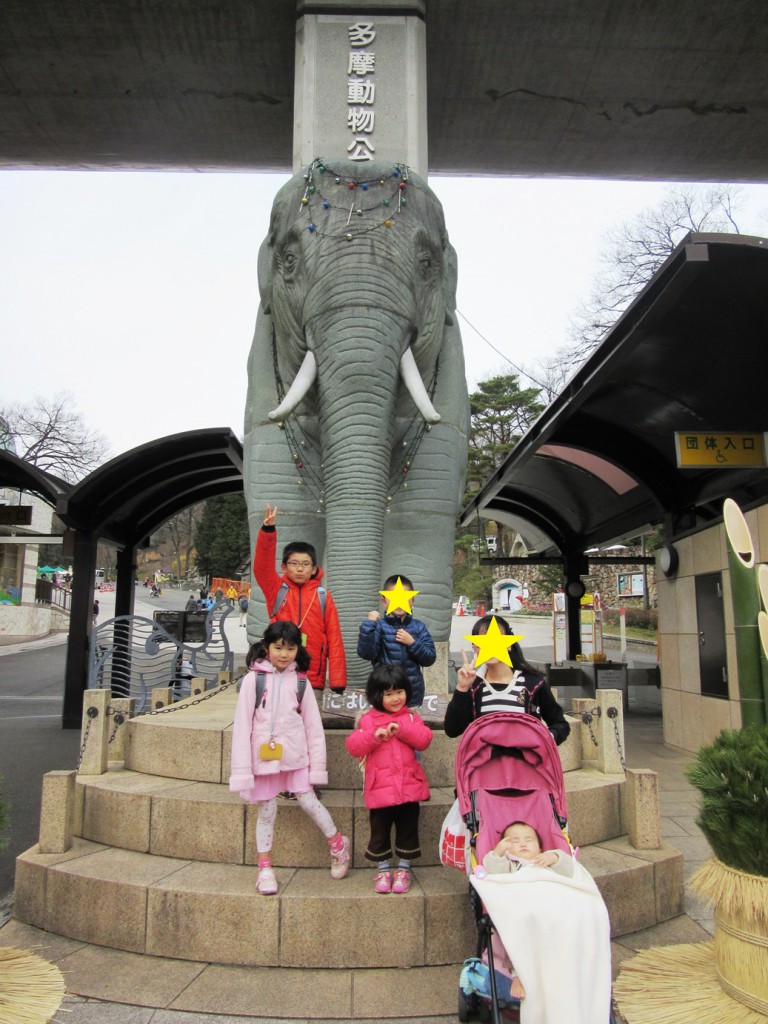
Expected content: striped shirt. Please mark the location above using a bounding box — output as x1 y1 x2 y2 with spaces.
480 671 529 716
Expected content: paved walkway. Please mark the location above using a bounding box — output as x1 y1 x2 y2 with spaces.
0 610 713 1023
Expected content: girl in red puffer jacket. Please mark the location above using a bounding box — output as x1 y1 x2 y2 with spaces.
346 665 432 894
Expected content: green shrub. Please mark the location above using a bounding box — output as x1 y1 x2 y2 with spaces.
685 727 768 877
602 606 658 631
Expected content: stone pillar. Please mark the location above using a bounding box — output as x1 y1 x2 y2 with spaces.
108 697 134 762
623 768 661 849
571 697 597 763
39 770 76 853
595 688 625 774
78 688 110 776
294 0 427 175
191 677 209 697
151 686 173 710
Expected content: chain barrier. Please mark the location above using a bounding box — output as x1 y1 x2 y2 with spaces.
580 705 626 770
143 671 246 716
607 706 627 771
107 708 126 745
76 706 99 770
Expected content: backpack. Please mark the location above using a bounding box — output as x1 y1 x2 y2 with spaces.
239 596 249 611
255 670 308 713
270 582 327 619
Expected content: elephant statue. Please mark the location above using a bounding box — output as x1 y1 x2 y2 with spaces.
244 158 470 685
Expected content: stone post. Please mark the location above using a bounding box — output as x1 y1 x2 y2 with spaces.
151 686 173 710
623 768 661 849
78 688 110 775
191 677 209 697
108 697 134 761
595 688 625 774
38 770 76 853
571 697 597 763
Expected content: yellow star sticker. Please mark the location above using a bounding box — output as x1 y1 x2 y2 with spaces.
379 577 420 615
464 617 524 668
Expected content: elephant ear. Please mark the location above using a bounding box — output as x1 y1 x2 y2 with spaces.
257 234 273 315
442 236 458 327
258 175 305 315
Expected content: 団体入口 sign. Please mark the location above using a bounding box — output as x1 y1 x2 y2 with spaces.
674 432 766 468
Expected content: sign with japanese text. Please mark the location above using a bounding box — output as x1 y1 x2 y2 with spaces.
674 432 766 468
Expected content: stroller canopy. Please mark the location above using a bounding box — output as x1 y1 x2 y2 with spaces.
454 713 570 861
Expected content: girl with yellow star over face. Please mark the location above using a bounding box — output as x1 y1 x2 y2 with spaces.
444 614 570 744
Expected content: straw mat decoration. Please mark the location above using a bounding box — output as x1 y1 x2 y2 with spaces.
690 858 768 930
0 946 65 1024
613 942 767 1024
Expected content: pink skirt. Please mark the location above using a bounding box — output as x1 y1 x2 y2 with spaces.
239 767 311 803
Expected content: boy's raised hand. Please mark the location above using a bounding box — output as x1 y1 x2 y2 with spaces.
456 649 477 692
263 503 279 527
367 610 381 621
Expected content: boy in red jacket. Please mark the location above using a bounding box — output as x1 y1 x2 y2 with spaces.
253 504 347 693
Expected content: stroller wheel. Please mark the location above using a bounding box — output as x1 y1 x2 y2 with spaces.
458 986 471 1022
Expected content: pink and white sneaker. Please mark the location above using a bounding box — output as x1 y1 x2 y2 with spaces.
257 866 278 895
391 868 411 894
374 870 392 893
330 835 351 880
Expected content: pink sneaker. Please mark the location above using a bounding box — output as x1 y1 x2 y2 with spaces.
374 870 392 893
257 866 278 895
330 835 351 880
392 868 411 894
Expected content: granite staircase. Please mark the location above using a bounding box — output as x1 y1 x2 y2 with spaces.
12 686 683 1018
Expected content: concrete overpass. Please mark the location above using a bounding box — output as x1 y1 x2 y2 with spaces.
2 1 768 180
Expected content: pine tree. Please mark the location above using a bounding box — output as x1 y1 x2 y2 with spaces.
193 494 250 580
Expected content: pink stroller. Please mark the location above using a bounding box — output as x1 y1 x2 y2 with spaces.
454 712 615 1024
455 713 569 1024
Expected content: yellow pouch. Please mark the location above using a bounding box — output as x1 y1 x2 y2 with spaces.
259 741 283 761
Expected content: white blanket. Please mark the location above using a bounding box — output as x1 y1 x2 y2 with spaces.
471 859 612 1024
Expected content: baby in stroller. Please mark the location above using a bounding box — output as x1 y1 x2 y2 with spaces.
455 712 614 1024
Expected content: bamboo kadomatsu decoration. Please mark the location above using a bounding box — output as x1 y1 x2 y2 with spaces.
723 498 766 727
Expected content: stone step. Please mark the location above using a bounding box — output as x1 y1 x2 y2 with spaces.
122 689 585 787
14 834 683 969
0 916 465 1020
72 764 626 866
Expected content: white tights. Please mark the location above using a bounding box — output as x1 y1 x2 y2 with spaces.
256 791 337 853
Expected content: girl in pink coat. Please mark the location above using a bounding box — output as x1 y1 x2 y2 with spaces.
346 665 432 894
230 621 350 895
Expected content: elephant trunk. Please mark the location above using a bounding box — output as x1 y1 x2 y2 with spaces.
311 308 408 677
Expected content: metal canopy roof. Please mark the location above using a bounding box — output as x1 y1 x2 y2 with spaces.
0 450 70 506
56 428 244 548
462 233 768 556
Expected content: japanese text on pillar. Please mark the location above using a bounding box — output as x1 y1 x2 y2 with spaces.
347 21 376 161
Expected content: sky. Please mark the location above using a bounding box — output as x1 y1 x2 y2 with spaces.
2 171 768 459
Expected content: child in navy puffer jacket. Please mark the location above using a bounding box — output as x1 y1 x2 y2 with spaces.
356 574 436 707
346 665 432 894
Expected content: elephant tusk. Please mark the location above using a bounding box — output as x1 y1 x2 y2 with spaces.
268 351 317 420
400 348 441 423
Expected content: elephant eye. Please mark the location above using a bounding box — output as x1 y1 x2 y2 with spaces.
417 249 438 279
281 249 299 277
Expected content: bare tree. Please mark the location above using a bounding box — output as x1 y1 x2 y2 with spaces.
153 504 205 578
0 392 110 482
568 184 750 362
